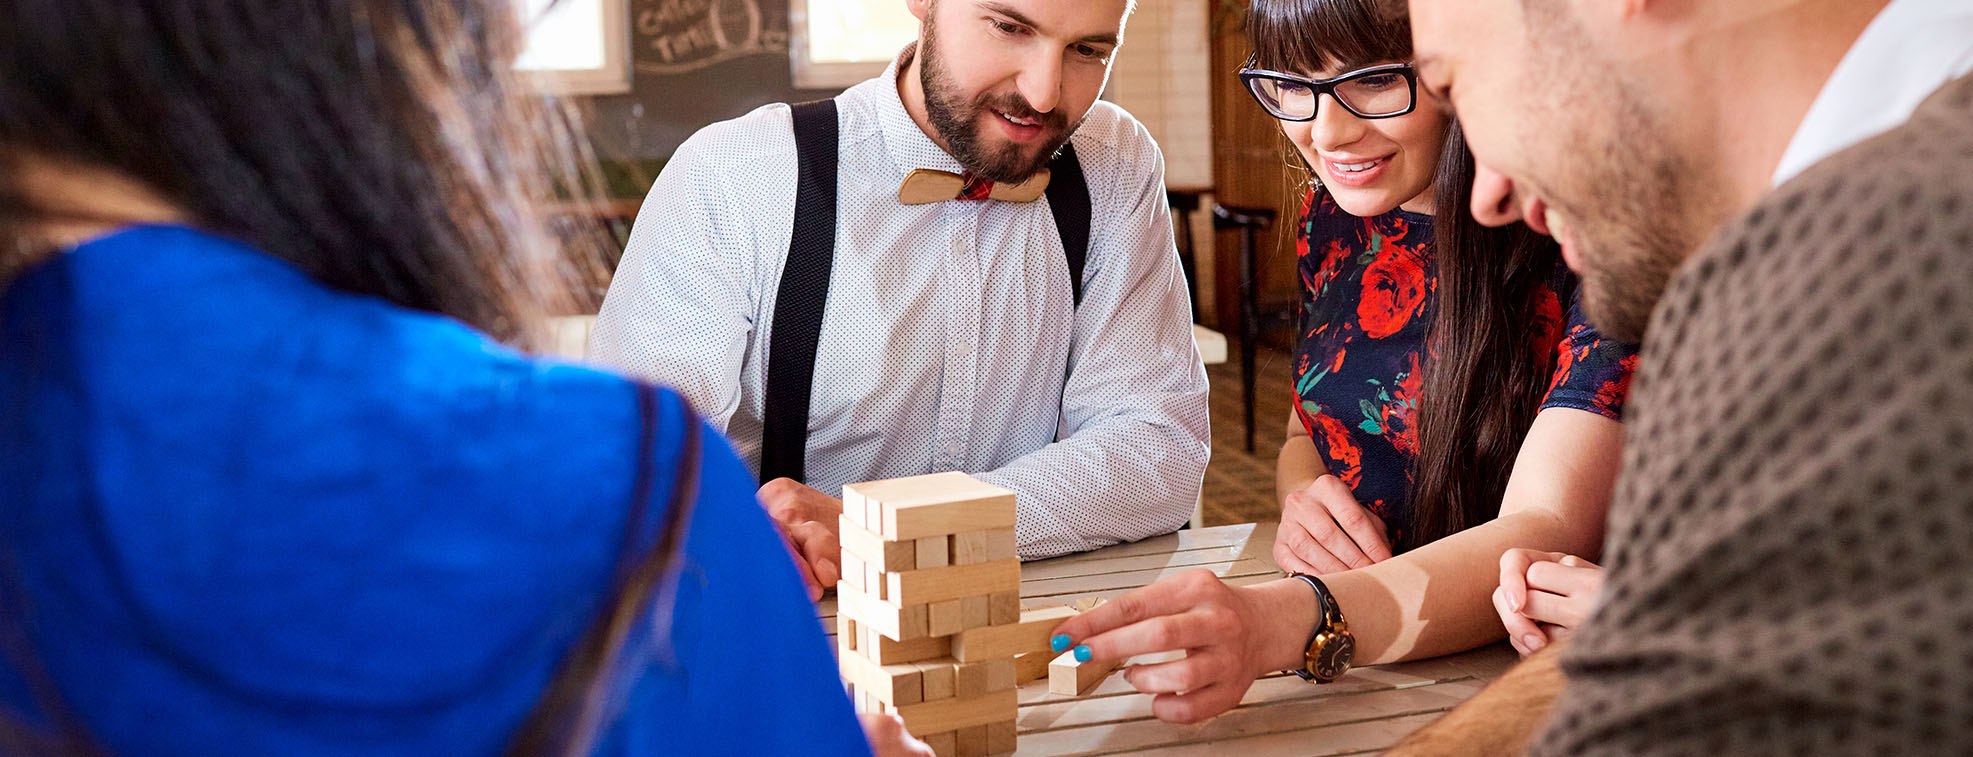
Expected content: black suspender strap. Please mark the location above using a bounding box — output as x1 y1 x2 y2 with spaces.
758 99 839 485
760 99 1092 485
1044 143 1092 307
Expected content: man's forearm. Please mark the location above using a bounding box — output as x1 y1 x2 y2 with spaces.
1387 640 1568 756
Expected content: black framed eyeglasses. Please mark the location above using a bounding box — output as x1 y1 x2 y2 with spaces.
1238 62 1419 121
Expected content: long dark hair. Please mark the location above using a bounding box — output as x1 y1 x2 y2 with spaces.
1248 0 1564 551
0 0 609 347
1 1 690 752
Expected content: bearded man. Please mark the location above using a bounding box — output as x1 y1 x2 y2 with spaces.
590 0 1209 590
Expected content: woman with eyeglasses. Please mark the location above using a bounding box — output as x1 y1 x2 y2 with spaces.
1039 0 1639 724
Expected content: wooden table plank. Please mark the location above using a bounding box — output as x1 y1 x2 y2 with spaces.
1014 681 1483 756
1122 712 1442 757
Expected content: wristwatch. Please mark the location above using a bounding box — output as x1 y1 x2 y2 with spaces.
1287 573 1355 683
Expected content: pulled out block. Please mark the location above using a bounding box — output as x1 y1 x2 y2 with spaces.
1048 650 1120 696
950 605 1078 662
843 472 1016 541
886 559 1021 606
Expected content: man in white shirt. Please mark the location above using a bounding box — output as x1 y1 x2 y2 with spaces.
589 0 1209 590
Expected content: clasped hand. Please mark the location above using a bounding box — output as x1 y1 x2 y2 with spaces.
1492 548 1604 656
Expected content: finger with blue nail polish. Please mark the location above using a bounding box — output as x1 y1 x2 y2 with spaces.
1073 645 1092 662
1051 634 1072 653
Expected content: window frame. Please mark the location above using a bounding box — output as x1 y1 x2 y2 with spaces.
789 0 906 89
518 0 634 96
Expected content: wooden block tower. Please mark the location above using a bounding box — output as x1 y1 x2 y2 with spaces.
834 471 1059 757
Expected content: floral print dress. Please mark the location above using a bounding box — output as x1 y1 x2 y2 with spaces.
1291 189 1637 548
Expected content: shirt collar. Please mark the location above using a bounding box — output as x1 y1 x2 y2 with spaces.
863 43 969 178
1772 0 1973 185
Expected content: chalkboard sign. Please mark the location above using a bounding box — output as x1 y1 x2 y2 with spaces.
584 0 844 169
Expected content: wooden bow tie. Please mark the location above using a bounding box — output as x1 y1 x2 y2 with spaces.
898 168 1051 205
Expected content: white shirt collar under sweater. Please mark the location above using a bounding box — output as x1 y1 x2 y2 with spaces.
1773 0 1973 186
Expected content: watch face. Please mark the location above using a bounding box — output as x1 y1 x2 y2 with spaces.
1317 634 1355 680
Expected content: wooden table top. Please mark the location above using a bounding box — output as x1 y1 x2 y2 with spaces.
821 522 1518 756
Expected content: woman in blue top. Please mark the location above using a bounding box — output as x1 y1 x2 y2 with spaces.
0 2 919 755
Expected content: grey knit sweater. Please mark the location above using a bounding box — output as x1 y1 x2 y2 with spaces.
1533 73 1973 755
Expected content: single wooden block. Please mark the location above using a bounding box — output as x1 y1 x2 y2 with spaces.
987 591 1021 626
916 535 950 569
843 472 1016 541
840 553 867 594
839 514 916 573
960 595 990 629
837 581 930 641
917 659 957 700
1012 651 1051 684
928 599 965 637
985 719 1016 755
954 725 989 757
950 605 1078 662
892 688 1018 736
839 647 926 706
920 731 957 757
952 528 1016 565
843 487 868 528
955 658 1017 697
886 559 1020 606
1048 650 1120 696
860 624 951 665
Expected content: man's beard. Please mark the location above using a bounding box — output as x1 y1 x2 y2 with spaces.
1527 39 1719 344
918 25 1078 184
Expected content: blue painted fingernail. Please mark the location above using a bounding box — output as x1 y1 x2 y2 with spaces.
1074 645 1092 662
1051 635 1072 653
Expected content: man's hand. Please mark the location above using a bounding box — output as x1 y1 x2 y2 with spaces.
1046 570 1314 724
859 713 934 757
1493 549 1603 656
757 477 844 600
1274 474 1393 575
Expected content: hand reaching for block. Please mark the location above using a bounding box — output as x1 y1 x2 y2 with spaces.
1046 569 1320 724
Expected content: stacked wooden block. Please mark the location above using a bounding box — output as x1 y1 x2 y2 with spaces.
834 471 1067 756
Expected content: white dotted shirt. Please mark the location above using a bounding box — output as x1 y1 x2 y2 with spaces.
589 50 1211 559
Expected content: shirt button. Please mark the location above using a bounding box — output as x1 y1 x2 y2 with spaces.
956 339 975 358
951 237 970 254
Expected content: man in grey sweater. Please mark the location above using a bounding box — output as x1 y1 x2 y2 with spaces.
1395 0 1973 753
